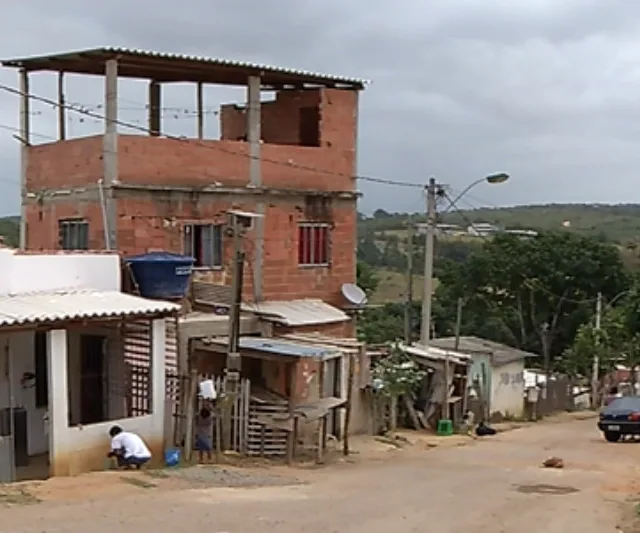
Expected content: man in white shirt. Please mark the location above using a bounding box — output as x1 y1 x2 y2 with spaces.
107 425 152 470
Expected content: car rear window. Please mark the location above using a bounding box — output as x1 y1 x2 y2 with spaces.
608 397 640 410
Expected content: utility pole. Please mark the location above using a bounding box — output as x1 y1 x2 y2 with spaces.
223 212 245 450
443 298 463 422
454 298 463 350
591 292 603 408
420 178 437 346
541 322 550 383
404 222 414 344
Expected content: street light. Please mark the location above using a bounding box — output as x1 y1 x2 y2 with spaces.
419 173 510 347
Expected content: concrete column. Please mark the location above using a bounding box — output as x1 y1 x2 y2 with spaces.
246 76 261 186
151 319 166 420
196 82 204 139
247 75 264 301
18 69 30 250
47 329 69 477
148 80 161 136
103 59 119 250
58 72 66 141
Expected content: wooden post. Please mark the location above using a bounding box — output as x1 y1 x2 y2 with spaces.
286 361 297 464
342 351 355 456
316 417 325 464
183 367 198 462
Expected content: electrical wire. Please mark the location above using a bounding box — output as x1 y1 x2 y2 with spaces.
0 83 424 190
441 189 599 305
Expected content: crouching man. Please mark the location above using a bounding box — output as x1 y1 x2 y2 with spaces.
107 425 152 470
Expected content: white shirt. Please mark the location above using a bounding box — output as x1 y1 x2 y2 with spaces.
111 431 151 459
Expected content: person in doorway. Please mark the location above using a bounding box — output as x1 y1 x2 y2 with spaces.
195 407 214 463
107 425 152 470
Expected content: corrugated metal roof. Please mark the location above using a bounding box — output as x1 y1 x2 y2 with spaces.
1 47 368 88
201 336 341 359
401 344 471 365
243 299 349 326
0 290 180 328
429 336 536 366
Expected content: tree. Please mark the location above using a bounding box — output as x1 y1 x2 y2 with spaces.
563 280 640 378
356 261 379 296
435 232 629 369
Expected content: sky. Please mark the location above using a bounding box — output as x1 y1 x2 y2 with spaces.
2 1 640 216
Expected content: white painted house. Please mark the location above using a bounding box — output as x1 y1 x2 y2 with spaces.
0 249 179 481
429 336 537 420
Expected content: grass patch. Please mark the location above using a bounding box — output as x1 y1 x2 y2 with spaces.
120 476 157 489
0 487 40 506
370 268 435 304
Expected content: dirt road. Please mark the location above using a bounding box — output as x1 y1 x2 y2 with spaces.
2 417 639 533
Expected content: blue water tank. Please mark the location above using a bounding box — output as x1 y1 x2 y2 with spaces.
126 252 194 299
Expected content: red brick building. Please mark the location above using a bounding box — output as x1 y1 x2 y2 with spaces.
3 48 366 313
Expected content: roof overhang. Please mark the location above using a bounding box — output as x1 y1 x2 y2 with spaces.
0 290 180 329
243 299 350 327
1 47 368 89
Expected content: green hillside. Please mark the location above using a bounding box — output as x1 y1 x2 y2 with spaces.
362 203 640 243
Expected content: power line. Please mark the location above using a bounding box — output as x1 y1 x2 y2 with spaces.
0 83 422 190
441 189 599 305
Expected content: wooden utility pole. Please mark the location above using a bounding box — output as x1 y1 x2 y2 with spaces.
223 212 245 450
404 222 414 344
542 322 551 382
454 298 463 350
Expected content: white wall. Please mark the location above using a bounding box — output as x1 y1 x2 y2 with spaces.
490 359 525 419
0 250 120 296
0 332 48 456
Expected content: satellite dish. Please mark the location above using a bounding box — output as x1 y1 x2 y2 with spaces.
342 283 368 306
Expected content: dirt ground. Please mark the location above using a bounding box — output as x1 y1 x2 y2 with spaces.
2 414 640 532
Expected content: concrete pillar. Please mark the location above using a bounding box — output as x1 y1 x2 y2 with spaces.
47 329 68 477
18 69 29 250
103 59 119 250
151 319 166 420
148 80 161 136
58 72 66 141
196 82 204 139
247 75 264 301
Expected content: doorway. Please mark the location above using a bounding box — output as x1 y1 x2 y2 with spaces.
80 335 106 425
323 357 343 439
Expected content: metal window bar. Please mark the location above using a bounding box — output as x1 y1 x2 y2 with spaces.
298 223 330 266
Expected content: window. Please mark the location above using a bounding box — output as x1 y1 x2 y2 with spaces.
298 223 330 266
183 223 223 268
34 332 48 408
59 219 89 250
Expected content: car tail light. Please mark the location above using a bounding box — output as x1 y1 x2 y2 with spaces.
628 412 640 421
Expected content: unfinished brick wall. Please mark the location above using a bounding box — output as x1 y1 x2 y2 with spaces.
220 88 356 153
221 89 322 145
27 192 357 306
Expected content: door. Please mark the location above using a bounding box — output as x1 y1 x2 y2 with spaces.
80 335 106 425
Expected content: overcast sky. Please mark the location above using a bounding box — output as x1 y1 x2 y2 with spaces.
2 1 640 216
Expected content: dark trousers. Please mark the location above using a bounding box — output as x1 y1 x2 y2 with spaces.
116 454 150 469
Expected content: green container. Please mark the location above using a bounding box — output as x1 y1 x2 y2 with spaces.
437 419 453 436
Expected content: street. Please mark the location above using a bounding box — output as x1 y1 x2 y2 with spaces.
1 417 638 533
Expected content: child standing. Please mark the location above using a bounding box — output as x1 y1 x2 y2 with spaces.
195 407 214 463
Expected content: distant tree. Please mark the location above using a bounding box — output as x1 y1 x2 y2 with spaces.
356 261 379 296
373 209 391 219
435 232 629 368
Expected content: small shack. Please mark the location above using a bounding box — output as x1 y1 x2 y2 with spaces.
192 336 347 461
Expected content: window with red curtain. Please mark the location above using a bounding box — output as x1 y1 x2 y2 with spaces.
298 224 329 265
